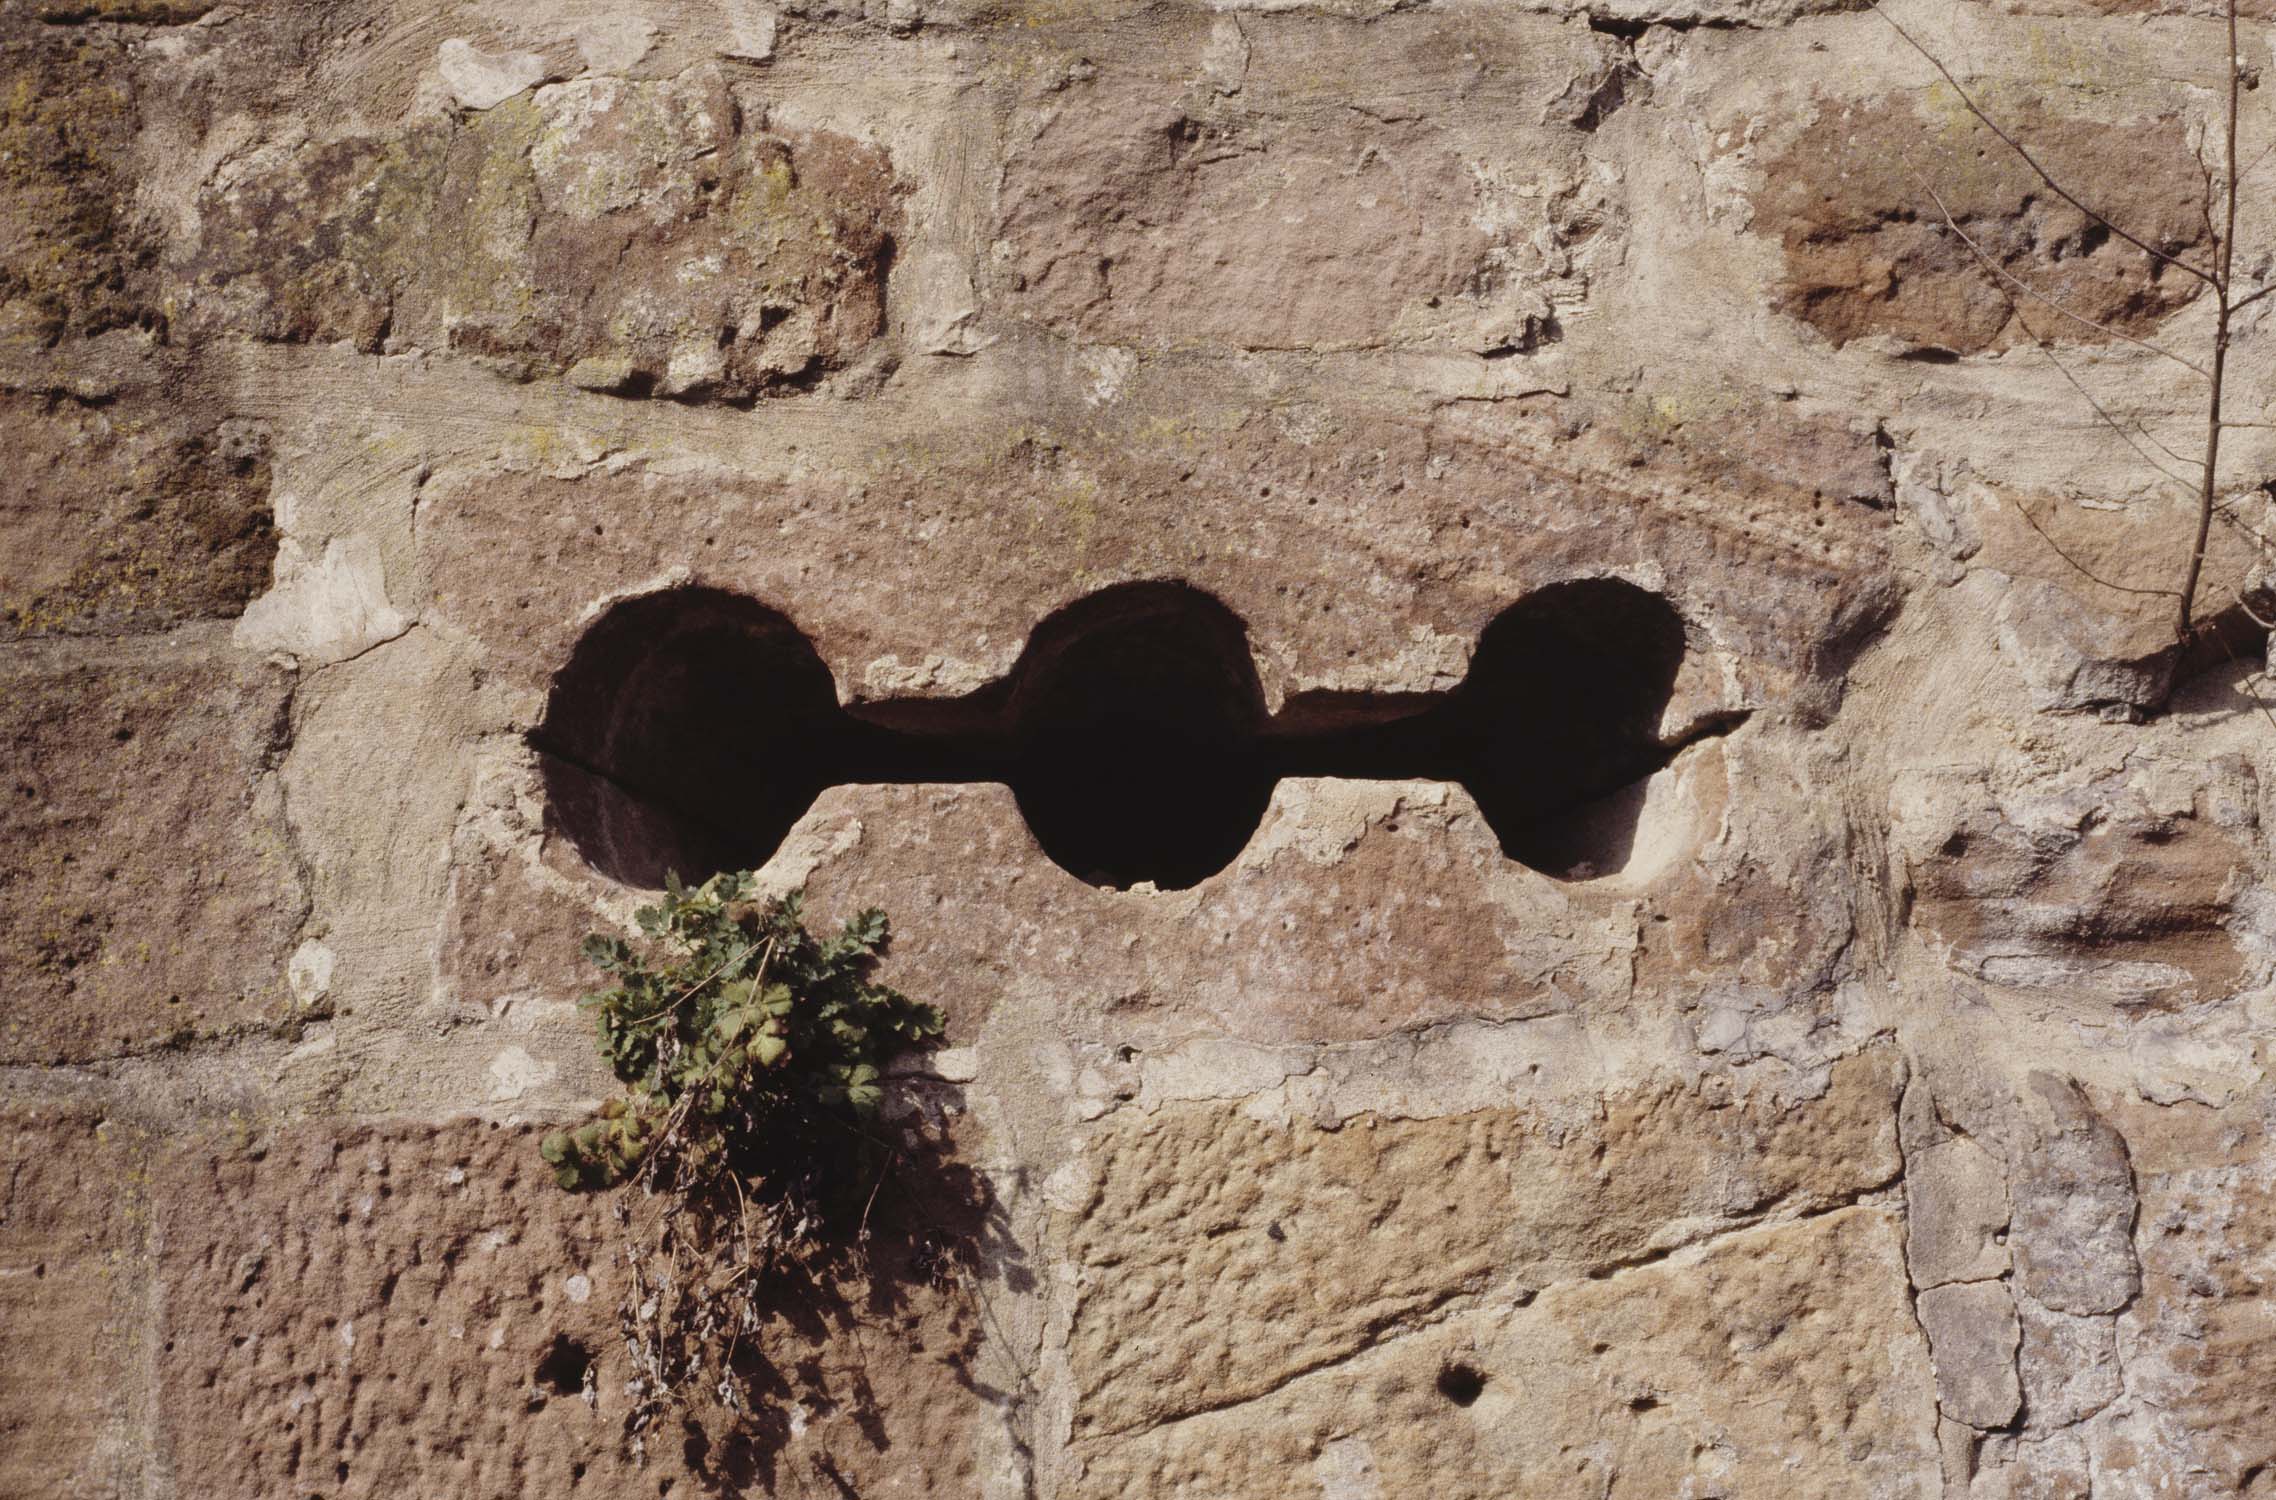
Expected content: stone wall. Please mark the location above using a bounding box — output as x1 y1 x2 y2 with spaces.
4 0 2275 1495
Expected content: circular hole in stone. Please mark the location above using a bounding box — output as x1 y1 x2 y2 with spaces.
1436 1362 1488 1407
1006 582 1273 891
535 587 842 889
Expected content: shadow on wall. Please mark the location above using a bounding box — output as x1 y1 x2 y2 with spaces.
530 578 1721 892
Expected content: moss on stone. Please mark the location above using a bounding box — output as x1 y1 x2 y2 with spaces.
0 26 152 342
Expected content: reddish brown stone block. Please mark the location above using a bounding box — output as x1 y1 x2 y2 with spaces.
0 632 306 1062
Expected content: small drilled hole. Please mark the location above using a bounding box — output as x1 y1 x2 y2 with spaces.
1436 1363 1487 1407
535 1335 593 1396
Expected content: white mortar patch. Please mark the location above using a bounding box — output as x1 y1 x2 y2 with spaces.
437 39 547 110
1313 1437 1386 1500
485 1045 555 1102
234 533 409 665
287 939 335 1006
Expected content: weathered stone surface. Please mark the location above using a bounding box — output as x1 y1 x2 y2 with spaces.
0 372 275 640
1906 1133 2010 1287
179 68 895 399
1757 95 2208 354
993 14 1613 354
0 632 307 1062
0 1103 157 1500
453 779 1640 1048
1905 470 2270 715
1900 760 2253 1008
1070 1207 1941 1498
1917 1280 2022 1429
5 2 2275 1494
411 401 1887 725
1995 576 2182 715
275 628 478 1028
999 100 1499 351
1518 0 1861 21
2089 1095 2276 1494
2009 1077 2139 1317
0 19 155 345
436 37 548 111
2015 1295 2121 1428
1971 1429 2095 1500
151 1115 1010 1500
30 1 214 21
1058 1050 1902 1436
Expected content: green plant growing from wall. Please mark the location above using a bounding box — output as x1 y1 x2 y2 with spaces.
543 870 944 1447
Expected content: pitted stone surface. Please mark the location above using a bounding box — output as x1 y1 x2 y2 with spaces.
0 632 306 1063
147 1116 1006 1500
1069 1207 1940 1498
0 1104 158 1500
1058 1051 1903 1436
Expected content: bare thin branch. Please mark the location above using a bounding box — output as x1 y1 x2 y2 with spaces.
2193 140 2222 252
2132 418 2195 468
2178 0 2243 637
2230 281 2276 314
2235 131 2276 190
2009 315 2197 489
2212 502 2276 555
1922 184 2212 376
1873 2 2220 289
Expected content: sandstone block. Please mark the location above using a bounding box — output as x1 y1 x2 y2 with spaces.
0 632 307 1063
1058 1050 1903 1437
1906 1134 2011 1288
1902 765 2251 1009
992 15 1610 354
178 69 895 400
1756 95 2207 355
2016 1296 2121 1428
151 1116 1007 1500
0 19 154 344
2009 1077 2140 1317
1916 1280 2022 1430
0 1104 157 1500
0 373 276 641
2094 1095 2276 1492
1070 1207 1940 1497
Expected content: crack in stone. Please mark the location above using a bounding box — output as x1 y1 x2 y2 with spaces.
1092 1190 1905 1445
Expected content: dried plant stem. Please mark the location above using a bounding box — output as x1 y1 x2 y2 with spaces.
1875 0 2261 650
2179 0 2246 638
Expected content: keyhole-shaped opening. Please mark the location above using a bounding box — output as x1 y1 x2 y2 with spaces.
533 577 1710 892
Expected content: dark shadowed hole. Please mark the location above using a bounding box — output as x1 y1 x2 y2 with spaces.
1439 579 1689 876
1005 583 1273 891
1436 1362 1488 1407
535 1335 593 1396
534 589 847 889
